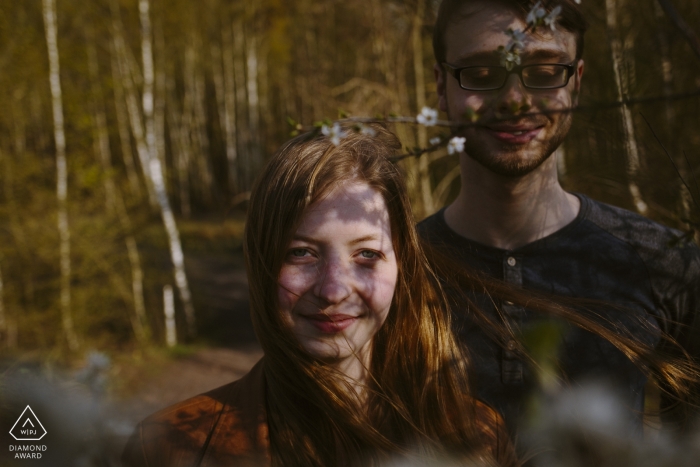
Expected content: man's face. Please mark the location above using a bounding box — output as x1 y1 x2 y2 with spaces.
435 1 584 177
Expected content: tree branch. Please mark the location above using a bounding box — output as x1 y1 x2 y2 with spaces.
656 0 700 61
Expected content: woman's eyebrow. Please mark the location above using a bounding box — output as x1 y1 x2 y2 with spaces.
290 234 318 243
348 234 380 246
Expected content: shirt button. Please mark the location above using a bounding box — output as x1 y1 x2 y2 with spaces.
507 340 517 351
504 300 514 306
507 256 517 266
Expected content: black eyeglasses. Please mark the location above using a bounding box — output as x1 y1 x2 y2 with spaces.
442 62 578 91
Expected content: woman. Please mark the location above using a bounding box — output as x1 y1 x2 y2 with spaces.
122 125 518 467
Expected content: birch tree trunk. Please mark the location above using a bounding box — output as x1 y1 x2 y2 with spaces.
412 0 435 217
605 0 648 215
111 0 157 206
88 43 149 343
43 0 79 351
140 0 196 337
211 36 238 194
110 48 142 198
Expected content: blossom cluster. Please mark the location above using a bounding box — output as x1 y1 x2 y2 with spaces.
499 1 567 69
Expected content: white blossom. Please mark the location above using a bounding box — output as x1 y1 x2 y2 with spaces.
429 137 441 146
447 136 466 155
526 1 546 26
358 124 377 137
544 6 562 30
416 106 438 126
500 50 521 70
321 122 347 146
505 28 526 52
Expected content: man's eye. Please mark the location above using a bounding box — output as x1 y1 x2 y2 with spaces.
359 250 378 259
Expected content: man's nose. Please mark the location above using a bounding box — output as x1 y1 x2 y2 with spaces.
495 73 532 115
313 259 352 304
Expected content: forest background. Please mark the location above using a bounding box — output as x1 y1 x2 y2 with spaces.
0 0 699 360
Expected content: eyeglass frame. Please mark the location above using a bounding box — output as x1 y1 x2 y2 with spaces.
442 61 580 91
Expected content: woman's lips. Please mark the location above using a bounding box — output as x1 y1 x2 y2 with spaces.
303 314 358 333
485 126 542 144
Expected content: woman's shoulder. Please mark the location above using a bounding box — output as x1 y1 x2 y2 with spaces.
121 359 269 467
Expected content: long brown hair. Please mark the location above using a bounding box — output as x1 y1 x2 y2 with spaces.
244 125 489 466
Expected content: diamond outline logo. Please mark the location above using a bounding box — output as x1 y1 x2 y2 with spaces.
9 406 47 441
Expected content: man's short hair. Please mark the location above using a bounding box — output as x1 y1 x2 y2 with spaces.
432 0 589 63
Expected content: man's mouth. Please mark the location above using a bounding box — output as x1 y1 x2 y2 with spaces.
484 124 543 144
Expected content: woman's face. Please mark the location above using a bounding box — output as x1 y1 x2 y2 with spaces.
277 181 398 372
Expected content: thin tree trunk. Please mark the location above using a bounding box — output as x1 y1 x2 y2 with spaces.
42 0 79 351
111 46 142 198
0 253 5 345
211 37 238 194
88 42 148 343
246 29 261 186
654 1 692 222
233 19 248 188
154 19 167 180
140 0 196 337
111 0 157 206
605 0 648 214
186 41 213 203
412 0 434 216
167 74 191 218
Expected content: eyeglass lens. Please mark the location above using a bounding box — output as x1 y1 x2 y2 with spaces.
459 65 569 90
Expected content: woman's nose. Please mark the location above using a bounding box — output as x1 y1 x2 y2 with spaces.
313 259 352 304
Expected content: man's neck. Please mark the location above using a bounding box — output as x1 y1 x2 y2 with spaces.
444 153 580 250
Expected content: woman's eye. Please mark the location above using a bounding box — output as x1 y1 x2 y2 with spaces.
290 248 309 257
359 250 378 259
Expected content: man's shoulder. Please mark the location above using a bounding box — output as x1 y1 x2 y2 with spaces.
582 195 693 253
581 195 700 281
417 209 455 244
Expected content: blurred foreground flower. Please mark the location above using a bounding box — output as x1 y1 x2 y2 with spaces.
321 122 347 146
447 137 466 154
524 382 700 467
417 106 438 126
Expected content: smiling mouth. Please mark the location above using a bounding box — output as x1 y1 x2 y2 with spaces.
303 314 359 333
485 125 543 144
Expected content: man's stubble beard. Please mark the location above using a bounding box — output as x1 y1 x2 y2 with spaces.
459 112 573 178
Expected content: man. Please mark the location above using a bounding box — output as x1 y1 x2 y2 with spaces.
418 0 700 437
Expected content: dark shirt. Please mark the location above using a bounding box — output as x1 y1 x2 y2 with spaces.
418 194 700 435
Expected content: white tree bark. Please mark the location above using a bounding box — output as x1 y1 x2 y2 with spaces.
605 0 648 215
88 43 148 343
110 0 157 206
43 0 79 351
246 31 261 181
140 0 196 337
